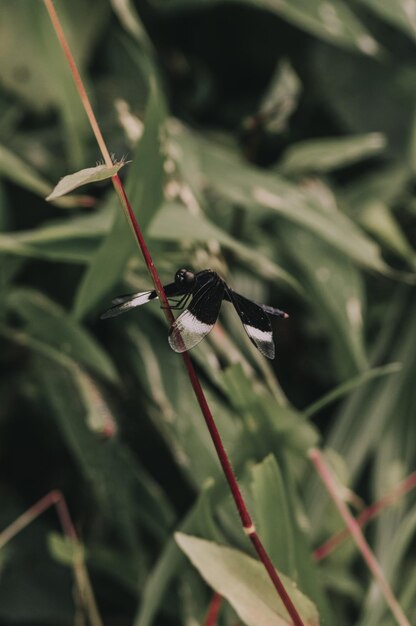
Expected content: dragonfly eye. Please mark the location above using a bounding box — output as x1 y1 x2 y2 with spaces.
175 268 195 285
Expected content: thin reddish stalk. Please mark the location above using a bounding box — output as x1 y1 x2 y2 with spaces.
204 593 222 626
43 2 305 624
314 471 416 561
309 448 411 626
0 491 103 626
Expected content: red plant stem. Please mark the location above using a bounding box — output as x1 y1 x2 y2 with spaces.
309 448 411 626
204 593 222 626
43 2 305 624
0 491 103 626
314 471 416 561
0 490 61 549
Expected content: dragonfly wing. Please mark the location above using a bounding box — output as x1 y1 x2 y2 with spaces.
169 274 224 352
227 288 275 359
101 290 156 319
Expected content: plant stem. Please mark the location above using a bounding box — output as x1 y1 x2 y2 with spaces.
204 593 222 626
314 471 416 561
43 2 305 624
309 448 411 626
0 491 103 626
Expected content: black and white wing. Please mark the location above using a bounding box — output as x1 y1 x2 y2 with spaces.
100 290 157 319
227 288 275 359
168 273 225 352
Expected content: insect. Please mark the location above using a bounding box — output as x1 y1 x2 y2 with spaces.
101 268 288 359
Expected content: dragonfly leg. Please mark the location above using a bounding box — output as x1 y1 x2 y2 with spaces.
161 293 192 311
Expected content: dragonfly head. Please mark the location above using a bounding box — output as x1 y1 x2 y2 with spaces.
175 268 195 288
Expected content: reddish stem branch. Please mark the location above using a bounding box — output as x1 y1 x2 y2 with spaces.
309 448 411 626
204 593 222 626
43 2 305 624
314 471 416 561
0 491 102 626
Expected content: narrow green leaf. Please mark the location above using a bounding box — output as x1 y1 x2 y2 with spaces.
0 144 93 208
304 363 402 419
279 224 368 378
36 357 173 542
6 288 118 383
73 78 167 319
359 0 416 41
175 533 320 626
199 139 390 274
279 133 386 174
251 455 296 577
238 0 381 55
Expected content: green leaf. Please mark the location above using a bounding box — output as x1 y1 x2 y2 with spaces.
48 533 84 567
175 533 320 626
6 288 118 383
0 207 112 262
356 201 416 270
252 59 301 134
304 363 402 419
73 77 167 319
199 139 390 274
279 224 368 378
279 133 386 174
148 203 302 293
36 357 173 542
237 0 380 55
251 455 296 578
221 364 319 458
358 0 416 41
0 144 93 208
155 0 380 55
46 161 127 201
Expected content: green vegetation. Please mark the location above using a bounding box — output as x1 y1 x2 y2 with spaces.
0 1 415 625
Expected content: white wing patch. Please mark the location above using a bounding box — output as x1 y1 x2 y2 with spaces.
101 291 154 319
169 310 212 353
243 324 275 359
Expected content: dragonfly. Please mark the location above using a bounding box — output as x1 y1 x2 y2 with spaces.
101 268 288 359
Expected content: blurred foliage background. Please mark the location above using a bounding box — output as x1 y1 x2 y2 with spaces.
0 0 415 625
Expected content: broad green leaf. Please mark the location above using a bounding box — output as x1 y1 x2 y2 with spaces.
6 288 118 383
148 203 302 293
175 533 320 626
46 161 127 201
359 0 416 41
134 488 225 626
73 78 167 319
279 133 386 174
198 139 390 274
251 455 296 577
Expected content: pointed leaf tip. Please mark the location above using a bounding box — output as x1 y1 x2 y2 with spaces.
46 161 128 201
